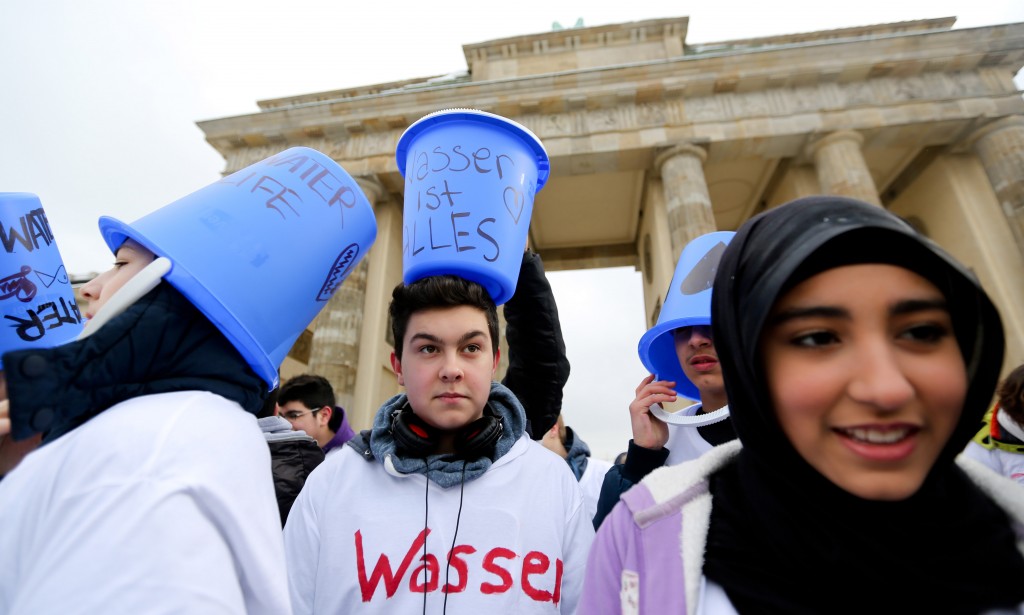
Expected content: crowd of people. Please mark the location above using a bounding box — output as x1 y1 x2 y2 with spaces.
0 172 1023 613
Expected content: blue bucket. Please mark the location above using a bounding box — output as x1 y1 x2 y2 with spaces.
637 231 735 400
97 147 377 389
0 193 83 369
395 109 549 305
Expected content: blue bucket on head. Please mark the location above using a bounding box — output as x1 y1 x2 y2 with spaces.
97 147 377 389
0 193 83 369
638 231 735 400
395 109 549 305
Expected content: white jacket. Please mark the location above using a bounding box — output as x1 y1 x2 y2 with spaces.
0 391 291 615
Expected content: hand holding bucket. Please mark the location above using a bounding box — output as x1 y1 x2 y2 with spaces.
395 109 549 305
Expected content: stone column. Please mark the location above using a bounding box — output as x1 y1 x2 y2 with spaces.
807 130 881 206
351 178 404 429
967 116 1024 257
307 175 385 412
655 143 716 258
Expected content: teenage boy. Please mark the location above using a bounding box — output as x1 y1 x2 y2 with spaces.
277 373 356 456
284 275 594 614
592 233 736 529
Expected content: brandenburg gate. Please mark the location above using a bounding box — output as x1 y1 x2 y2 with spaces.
197 16 1024 428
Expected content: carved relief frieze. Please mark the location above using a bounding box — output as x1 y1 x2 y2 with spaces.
730 91 771 117
636 102 670 126
817 84 845 111
683 96 724 122
585 107 623 132
220 69 1010 167
343 131 399 160
893 76 928 101
946 71 987 97
223 146 284 173
537 113 578 136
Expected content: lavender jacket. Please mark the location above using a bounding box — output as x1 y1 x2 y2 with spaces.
579 440 1024 615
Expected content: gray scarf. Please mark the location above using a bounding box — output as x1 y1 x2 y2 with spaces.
365 382 526 488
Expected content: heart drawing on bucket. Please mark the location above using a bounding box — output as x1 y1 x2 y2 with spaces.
503 187 525 225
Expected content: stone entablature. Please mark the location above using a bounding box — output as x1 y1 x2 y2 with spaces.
200 21 1024 161
687 17 955 55
253 16 959 110
215 66 1022 177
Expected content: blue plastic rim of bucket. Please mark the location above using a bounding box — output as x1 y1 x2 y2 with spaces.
395 109 550 305
97 147 377 389
0 193 84 369
637 231 735 401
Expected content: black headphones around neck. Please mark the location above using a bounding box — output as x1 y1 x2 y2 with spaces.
390 404 504 460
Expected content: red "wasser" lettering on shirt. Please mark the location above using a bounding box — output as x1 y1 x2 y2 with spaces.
355 529 563 604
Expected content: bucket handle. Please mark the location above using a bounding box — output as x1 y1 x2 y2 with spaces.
649 402 730 427
78 257 172 340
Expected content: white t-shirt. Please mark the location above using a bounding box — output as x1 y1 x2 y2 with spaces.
0 391 291 615
664 402 716 466
284 436 594 614
578 457 613 523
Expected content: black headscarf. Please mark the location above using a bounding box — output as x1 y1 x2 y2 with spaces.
703 196 1024 614
5 281 266 445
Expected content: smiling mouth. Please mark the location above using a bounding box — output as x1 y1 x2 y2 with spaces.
835 426 918 444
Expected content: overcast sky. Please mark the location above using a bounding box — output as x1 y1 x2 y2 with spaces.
2 1 1022 459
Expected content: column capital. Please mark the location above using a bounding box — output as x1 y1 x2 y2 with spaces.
654 142 707 176
806 130 864 158
355 175 386 205
964 115 1024 150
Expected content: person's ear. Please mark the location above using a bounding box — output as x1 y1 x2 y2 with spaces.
391 352 404 386
319 406 332 427
491 348 500 374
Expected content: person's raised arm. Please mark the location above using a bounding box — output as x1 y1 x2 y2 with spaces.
501 250 570 439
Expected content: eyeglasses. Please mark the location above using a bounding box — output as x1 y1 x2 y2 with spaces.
281 407 322 422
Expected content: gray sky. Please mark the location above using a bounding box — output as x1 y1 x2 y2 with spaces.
2 0 1022 459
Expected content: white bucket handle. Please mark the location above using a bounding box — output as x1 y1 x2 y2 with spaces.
650 402 730 427
78 257 172 340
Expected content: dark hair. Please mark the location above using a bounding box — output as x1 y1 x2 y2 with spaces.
256 387 279 419
998 364 1024 426
389 275 499 361
278 374 341 430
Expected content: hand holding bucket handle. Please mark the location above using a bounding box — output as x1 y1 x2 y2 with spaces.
650 403 730 427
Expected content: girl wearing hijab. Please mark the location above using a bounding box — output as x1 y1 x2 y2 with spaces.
580 196 1024 614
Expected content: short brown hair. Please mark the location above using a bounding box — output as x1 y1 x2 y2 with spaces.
389 275 499 360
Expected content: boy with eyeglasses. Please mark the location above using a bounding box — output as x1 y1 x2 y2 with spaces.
277 373 356 455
